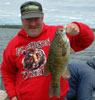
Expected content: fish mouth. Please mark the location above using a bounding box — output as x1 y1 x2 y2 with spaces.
54 28 67 47
62 28 67 35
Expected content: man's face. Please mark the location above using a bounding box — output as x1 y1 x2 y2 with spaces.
21 17 43 37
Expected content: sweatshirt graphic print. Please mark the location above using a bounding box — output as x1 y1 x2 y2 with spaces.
17 38 50 80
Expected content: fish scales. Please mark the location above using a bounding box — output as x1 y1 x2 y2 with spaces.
44 28 71 98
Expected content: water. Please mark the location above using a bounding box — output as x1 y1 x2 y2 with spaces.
69 41 95 63
0 28 20 65
0 28 95 90
0 28 20 90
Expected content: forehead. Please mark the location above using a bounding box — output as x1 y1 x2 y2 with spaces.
29 17 42 19
22 17 43 21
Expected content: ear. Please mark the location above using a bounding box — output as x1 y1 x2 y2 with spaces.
42 17 44 20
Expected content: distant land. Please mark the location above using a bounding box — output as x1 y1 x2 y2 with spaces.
0 25 95 32
0 25 22 29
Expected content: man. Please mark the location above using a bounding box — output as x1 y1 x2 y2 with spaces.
1 1 94 100
67 57 95 100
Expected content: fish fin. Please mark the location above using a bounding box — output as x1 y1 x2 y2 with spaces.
54 87 61 98
62 67 71 79
43 64 50 76
49 83 61 98
70 48 75 54
49 83 54 98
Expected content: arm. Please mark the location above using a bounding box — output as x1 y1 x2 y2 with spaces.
1 47 17 99
64 22 94 52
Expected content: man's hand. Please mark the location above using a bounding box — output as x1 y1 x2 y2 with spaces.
11 96 18 100
64 23 80 36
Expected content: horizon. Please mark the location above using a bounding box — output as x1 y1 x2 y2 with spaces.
0 0 95 28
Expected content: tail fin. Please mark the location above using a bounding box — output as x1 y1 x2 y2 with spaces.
49 83 61 98
49 83 54 98
54 87 61 98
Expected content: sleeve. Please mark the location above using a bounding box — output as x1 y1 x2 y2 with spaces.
1 46 17 99
68 22 94 52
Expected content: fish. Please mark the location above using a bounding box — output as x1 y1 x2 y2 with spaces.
44 28 74 98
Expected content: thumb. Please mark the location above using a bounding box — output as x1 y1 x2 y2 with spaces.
63 25 67 29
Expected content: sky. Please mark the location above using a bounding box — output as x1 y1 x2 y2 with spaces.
0 0 95 26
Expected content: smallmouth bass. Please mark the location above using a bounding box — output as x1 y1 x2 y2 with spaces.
44 28 74 98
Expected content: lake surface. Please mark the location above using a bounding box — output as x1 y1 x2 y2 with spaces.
0 28 95 90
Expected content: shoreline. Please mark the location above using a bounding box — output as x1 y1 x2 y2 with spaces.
0 25 95 32
0 25 22 29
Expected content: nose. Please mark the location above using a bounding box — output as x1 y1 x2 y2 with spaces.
30 19 36 25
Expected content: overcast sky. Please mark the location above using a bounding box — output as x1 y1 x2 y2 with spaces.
0 0 95 16
0 0 95 25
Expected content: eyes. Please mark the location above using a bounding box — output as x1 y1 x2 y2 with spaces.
25 18 42 22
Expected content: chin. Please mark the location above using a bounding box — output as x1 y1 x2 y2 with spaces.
29 33 41 37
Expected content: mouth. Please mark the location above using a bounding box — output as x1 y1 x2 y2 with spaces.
29 26 39 29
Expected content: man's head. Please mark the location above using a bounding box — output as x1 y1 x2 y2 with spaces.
20 1 44 37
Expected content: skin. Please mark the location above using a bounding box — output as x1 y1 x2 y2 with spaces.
11 18 79 100
64 23 80 36
21 17 79 38
21 17 44 37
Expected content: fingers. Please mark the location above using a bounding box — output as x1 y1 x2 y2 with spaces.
64 23 80 36
63 25 67 29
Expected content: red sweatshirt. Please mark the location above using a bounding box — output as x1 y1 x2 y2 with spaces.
1 22 94 100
